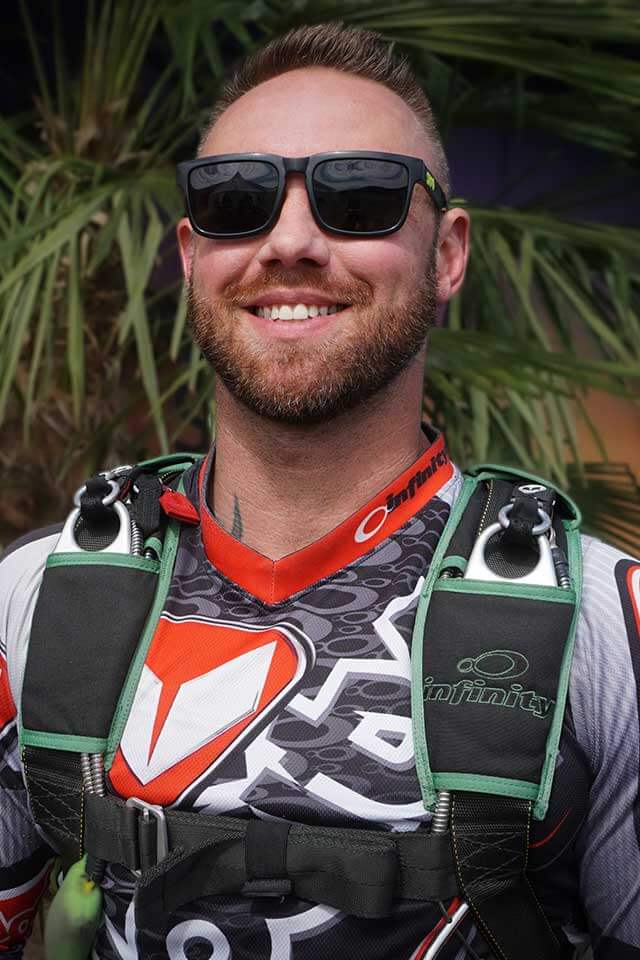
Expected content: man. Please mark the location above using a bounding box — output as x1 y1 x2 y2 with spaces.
1 22 639 959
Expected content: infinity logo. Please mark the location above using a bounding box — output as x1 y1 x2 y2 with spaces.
457 649 530 680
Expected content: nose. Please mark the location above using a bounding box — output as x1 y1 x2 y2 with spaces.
255 175 331 270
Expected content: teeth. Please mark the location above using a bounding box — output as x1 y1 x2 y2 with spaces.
252 303 343 321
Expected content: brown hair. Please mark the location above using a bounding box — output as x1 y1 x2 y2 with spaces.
200 22 450 195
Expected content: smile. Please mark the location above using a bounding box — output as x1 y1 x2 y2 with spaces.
249 303 349 321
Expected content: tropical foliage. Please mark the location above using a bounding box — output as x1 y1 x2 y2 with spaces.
0 0 639 550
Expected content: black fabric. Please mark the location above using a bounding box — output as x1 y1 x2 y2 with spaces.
22 563 158 738
423 589 574 783
242 818 292 896
130 474 163 537
446 484 491 559
501 495 540 547
74 511 121 551
80 476 115 526
451 793 562 959
483 531 539 579
84 793 458 922
22 746 84 862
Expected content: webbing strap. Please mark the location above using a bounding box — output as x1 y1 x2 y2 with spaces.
451 793 562 960
85 794 458 920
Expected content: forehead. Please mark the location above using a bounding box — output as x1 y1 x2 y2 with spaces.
202 67 431 162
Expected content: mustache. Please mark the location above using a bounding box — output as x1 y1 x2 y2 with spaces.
221 270 373 308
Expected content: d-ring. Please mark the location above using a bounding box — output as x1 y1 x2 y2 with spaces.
498 503 551 537
73 478 120 508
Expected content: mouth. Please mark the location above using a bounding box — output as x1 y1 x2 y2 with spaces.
247 302 350 321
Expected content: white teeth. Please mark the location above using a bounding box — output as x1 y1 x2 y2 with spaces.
251 303 343 321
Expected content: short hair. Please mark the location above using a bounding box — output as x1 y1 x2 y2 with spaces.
200 22 450 196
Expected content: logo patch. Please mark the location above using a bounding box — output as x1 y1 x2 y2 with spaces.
111 615 314 804
424 648 554 720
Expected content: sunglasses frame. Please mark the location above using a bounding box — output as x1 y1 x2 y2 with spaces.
176 151 448 240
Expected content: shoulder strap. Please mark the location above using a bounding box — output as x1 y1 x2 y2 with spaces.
19 455 200 863
412 464 582 958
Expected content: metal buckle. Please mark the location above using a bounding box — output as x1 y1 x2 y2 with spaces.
53 499 132 554
126 796 169 873
465 520 557 585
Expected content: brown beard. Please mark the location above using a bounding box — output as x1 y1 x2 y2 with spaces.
187 249 438 426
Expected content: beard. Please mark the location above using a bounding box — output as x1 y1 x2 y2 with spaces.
187 247 438 426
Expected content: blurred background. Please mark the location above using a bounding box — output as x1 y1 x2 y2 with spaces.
0 0 639 556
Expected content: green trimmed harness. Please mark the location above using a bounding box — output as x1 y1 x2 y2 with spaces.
19 456 581 960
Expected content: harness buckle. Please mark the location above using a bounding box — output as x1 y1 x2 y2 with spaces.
126 797 169 873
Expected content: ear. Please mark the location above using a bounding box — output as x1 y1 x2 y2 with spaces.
177 217 196 282
435 207 470 303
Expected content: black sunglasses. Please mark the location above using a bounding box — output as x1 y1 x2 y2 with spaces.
176 151 448 240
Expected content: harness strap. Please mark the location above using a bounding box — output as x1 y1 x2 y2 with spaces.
85 794 458 921
451 793 562 959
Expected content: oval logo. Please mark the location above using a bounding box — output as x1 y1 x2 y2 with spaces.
457 649 530 680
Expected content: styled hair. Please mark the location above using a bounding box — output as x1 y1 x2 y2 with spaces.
200 22 450 196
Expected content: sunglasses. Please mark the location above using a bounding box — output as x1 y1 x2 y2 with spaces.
176 151 448 240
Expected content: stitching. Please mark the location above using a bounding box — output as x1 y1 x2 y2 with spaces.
522 801 559 943
451 794 509 960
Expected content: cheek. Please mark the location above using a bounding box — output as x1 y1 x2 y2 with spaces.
338 239 421 297
193 241 255 294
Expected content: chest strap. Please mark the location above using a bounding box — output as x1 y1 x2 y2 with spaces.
85 793 458 924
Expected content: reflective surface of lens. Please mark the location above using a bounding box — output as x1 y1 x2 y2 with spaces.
189 161 279 235
312 158 409 233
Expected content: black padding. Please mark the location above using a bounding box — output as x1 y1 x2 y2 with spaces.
22 563 158 738
423 589 574 783
22 746 84 862
451 793 562 959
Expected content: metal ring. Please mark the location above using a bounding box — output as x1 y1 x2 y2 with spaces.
100 464 133 481
498 503 551 536
73 478 120 508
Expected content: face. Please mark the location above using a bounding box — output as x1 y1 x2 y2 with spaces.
178 67 469 424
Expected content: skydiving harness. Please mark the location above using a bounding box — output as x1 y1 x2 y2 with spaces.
18 453 582 960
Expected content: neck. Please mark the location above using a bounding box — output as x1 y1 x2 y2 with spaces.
210 355 428 560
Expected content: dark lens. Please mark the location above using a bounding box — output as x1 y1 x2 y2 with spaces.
189 160 279 235
312 158 409 233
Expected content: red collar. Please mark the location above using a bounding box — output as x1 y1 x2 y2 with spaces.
198 432 453 605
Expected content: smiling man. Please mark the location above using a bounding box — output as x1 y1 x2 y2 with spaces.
1 22 639 960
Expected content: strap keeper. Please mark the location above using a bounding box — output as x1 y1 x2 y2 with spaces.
242 819 292 899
